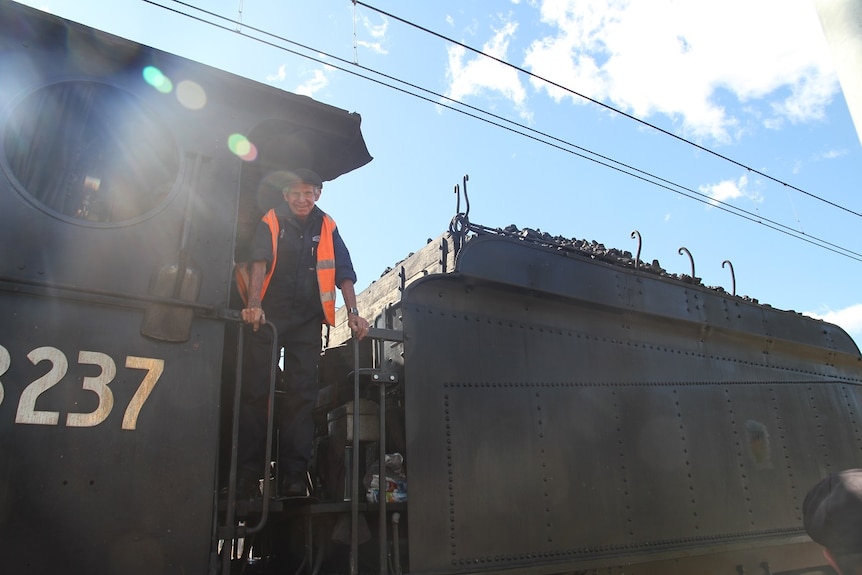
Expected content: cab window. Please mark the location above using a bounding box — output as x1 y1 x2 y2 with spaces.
3 81 178 223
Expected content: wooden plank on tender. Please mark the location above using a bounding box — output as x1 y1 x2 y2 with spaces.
327 232 457 346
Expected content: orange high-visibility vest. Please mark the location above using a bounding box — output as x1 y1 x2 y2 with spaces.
235 210 338 325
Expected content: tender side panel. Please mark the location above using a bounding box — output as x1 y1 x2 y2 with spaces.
402 271 861 575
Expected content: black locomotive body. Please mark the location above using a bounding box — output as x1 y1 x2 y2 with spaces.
1 2 860 575
0 2 371 573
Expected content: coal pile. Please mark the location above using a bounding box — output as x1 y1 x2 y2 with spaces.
494 224 758 303
376 224 760 304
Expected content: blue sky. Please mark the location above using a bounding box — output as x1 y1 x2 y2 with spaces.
15 0 862 345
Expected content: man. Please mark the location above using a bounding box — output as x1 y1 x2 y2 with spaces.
803 469 862 574
237 168 369 498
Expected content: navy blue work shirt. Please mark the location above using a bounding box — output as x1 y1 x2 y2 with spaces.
251 204 357 327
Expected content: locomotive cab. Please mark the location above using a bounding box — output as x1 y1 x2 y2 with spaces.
0 2 372 573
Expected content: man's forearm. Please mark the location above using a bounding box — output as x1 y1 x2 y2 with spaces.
247 261 266 307
339 279 358 312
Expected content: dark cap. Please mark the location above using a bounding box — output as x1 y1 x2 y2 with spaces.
282 168 323 189
803 469 862 554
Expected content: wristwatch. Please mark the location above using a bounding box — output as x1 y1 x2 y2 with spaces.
348 307 359 316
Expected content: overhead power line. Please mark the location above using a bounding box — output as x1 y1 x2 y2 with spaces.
142 0 862 263
355 0 862 222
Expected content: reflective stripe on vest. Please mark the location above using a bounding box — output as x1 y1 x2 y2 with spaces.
317 214 337 326
235 210 338 326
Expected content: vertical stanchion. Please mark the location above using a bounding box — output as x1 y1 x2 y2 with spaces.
350 335 361 575
377 370 387 575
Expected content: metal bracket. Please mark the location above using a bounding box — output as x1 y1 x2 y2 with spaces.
357 368 399 385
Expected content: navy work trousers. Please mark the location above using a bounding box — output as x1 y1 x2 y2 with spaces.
237 317 322 481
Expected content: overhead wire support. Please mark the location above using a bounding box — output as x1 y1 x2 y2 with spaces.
352 0 359 64
142 0 862 263
354 0 862 221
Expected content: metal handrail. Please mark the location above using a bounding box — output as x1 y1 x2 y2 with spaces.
221 320 279 572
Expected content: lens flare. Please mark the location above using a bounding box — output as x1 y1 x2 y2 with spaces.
176 80 206 110
227 133 258 162
142 66 173 94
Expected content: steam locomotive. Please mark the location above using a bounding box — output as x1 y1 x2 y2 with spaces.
1 2 860 574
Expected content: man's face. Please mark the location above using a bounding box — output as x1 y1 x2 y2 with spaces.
283 183 320 219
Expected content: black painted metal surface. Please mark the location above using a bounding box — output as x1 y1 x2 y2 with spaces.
403 234 862 575
0 2 373 573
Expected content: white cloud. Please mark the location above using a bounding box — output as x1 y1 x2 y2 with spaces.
699 174 762 206
295 69 329 97
364 15 388 39
770 71 836 124
445 20 531 120
357 40 388 55
266 64 287 83
805 303 862 348
523 0 839 142
357 13 388 55
817 148 846 160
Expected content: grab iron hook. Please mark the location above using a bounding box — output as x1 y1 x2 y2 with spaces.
630 230 642 269
449 176 472 255
451 174 470 220
678 246 695 282
462 174 470 218
722 259 736 296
